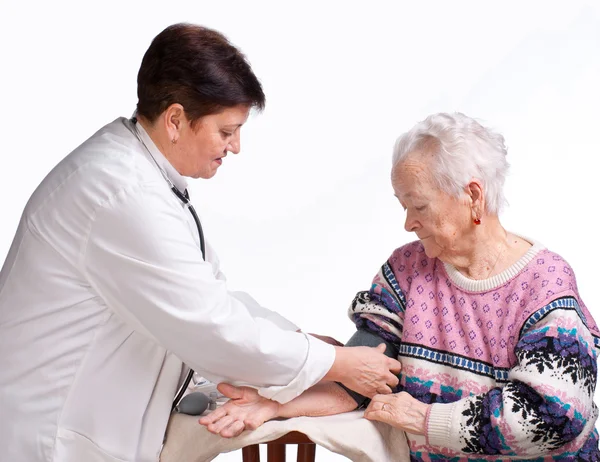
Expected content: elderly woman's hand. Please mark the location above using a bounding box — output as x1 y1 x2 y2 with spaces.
198 383 280 438
364 391 429 435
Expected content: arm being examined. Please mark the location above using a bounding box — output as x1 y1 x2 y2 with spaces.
281 327 399 417
199 329 399 437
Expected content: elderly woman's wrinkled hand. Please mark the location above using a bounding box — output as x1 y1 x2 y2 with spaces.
198 383 280 438
364 391 429 435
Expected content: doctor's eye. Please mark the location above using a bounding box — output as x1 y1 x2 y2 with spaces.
220 130 234 138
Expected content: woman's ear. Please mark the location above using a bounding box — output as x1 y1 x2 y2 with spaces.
163 103 185 142
466 179 485 219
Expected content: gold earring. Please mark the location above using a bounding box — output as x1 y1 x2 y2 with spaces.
171 138 177 145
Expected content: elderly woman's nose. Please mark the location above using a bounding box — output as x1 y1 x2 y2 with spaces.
404 213 419 232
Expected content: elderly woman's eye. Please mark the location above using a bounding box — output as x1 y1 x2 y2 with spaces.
415 205 426 211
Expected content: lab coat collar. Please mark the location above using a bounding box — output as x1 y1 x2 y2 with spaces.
131 114 188 194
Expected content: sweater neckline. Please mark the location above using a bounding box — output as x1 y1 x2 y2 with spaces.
442 236 545 292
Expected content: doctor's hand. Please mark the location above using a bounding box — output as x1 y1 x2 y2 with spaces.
198 383 280 438
324 344 401 398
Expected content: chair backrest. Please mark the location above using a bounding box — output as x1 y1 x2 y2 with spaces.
241 432 316 462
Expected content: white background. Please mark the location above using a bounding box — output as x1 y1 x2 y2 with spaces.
2 1 600 460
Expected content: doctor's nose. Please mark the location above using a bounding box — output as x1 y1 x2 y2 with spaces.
227 133 241 154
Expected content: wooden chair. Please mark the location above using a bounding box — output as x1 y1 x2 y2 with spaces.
241 431 316 462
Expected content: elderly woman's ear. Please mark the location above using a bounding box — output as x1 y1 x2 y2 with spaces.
466 180 485 223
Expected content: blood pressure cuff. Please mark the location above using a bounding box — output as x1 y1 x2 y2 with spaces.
336 328 399 408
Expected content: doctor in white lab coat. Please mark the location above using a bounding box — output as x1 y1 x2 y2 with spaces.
0 23 401 462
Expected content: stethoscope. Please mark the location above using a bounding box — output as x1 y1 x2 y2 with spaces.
129 116 204 413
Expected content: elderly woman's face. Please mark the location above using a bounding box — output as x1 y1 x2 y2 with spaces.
176 105 250 179
392 152 472 260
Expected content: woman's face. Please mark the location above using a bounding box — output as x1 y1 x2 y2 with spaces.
174 105 250 179
392 152 473 261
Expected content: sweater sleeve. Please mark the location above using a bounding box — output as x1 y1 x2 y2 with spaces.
427 296 598 458
339 259 407 406
347 259 407 348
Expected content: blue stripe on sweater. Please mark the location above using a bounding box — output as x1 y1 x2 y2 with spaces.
399 343 510 382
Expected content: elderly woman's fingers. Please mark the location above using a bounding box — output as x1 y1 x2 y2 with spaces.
364 392 429 435
198 406 227 426
371 393 396 404
243 417 263 431
366 394 393 412
364 395 396 425
200 386 280 436
217 382 245 400
364 407 391 425
207 414 235 435
220 420 246 438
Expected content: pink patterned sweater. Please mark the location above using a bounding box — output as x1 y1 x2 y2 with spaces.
349 239 600 461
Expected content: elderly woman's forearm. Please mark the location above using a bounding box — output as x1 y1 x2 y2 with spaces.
427 308 597 456
277 382 358 418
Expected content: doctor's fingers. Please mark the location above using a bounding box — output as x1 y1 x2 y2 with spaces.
387 356 402 375
384 368 400 388
375 384 393 396
372 370 399 395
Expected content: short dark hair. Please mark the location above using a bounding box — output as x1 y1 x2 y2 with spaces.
136 23 265 126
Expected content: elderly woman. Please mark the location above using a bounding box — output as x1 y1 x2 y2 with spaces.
0 23 401 462
201 112 600 460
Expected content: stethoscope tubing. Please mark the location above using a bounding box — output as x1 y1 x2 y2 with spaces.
129 117 206 412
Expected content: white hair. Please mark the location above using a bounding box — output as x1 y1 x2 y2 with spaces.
392 112 509 215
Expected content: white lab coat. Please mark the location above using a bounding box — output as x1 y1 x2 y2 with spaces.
0 118 334 462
